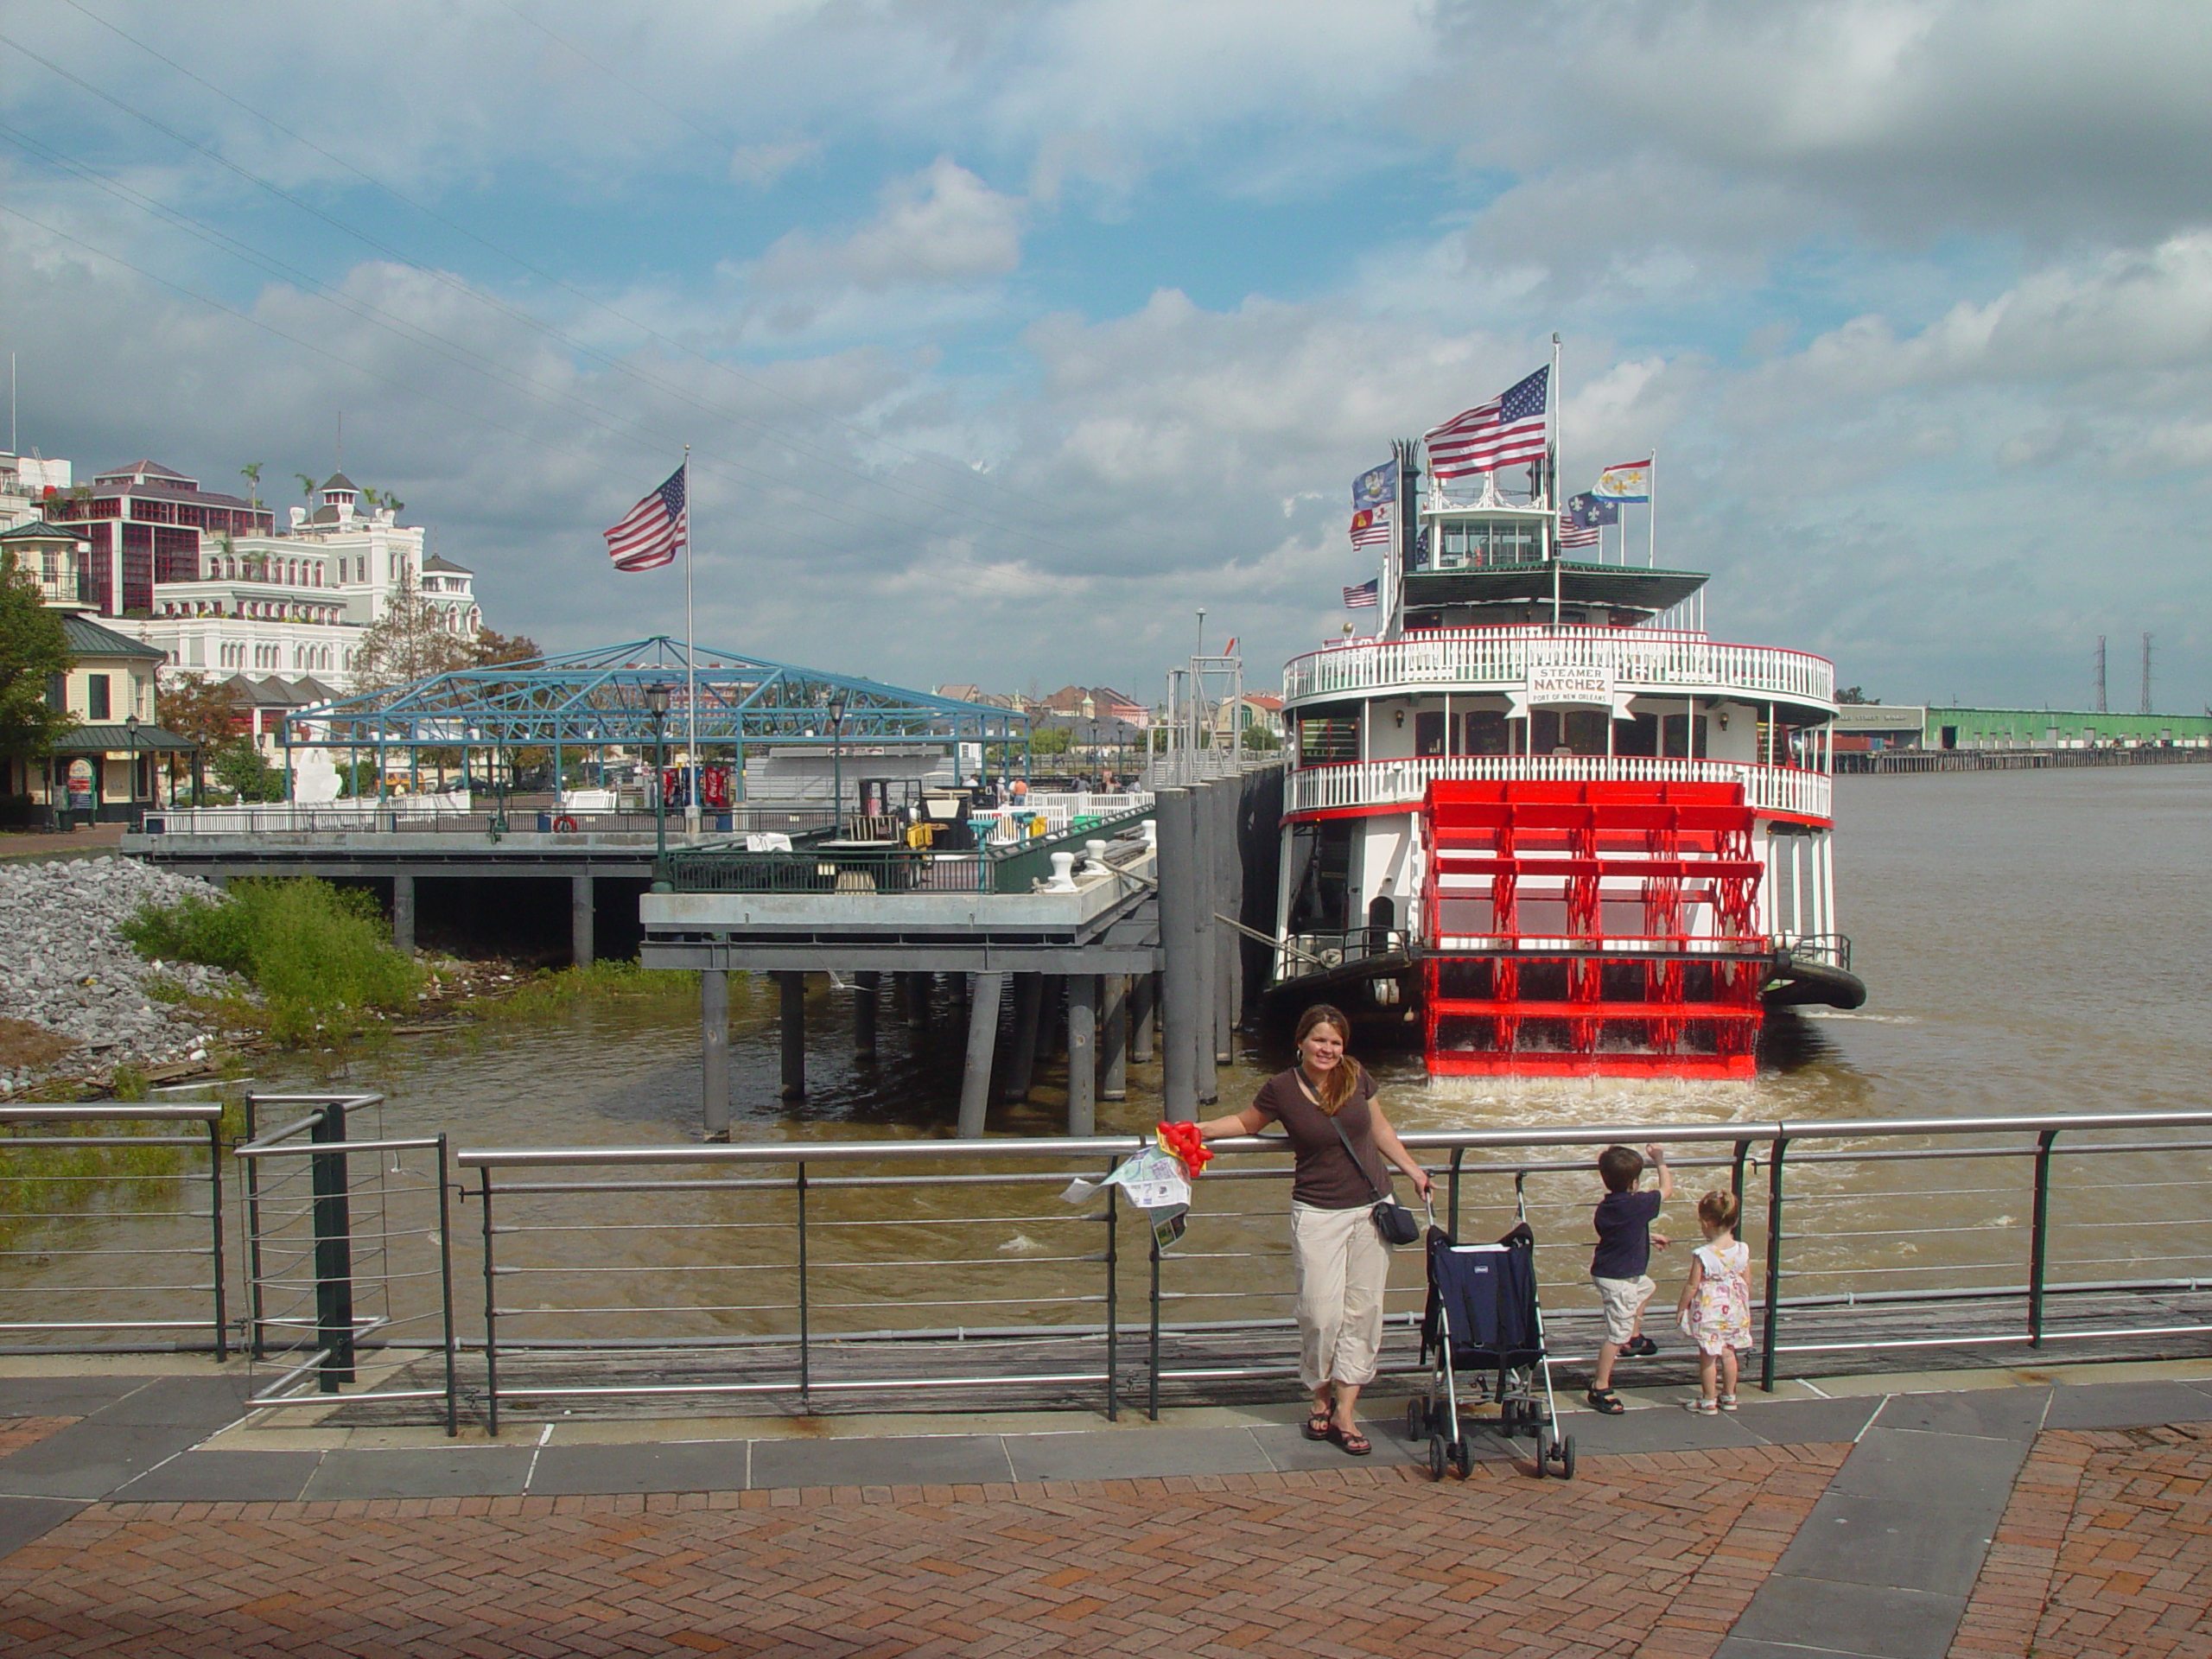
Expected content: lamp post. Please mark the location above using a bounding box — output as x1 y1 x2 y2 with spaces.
645 683 672 886
124 712 140 829
826 689 849 837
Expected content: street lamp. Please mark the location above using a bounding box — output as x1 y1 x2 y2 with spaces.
645 683 673 885
124 711 140 829
825 689 849 837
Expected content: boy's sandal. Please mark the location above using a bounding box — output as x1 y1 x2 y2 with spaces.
1624 1335 1658 1357
1302 1409 1333 1441
1585 1389 1625 1415
1327 1424 1372 1456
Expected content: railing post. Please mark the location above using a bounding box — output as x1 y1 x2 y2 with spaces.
1147 1216 1163 1422
435 1135 458 1437
478 1166 499 1437
1103 1179 1119 1421
1448 1147 1465 1238
206 1116 227 1362
1731 1139 1751 1212
244 1091 266 1361
796 1162 812 1408
1759 1135 1788 1394
2029 1128 2059 1348
309 1103 355 1389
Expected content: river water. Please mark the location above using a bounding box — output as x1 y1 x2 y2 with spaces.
11 766 2212 1359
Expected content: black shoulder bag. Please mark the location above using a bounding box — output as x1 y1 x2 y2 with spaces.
1330 1113 1421 1247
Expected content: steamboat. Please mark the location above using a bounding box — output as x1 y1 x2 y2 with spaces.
1268 439 1866 1081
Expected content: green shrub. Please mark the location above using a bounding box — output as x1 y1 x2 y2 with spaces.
121 878 422 1044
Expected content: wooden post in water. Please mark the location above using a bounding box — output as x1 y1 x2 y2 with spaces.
900 972 929 1030
778 971 806 1101
957 971 1004 1138
1003 973 1042 1102
701 969 731 1138
853 971 878 1061
570 874 594 968
1192 780 1219 1105
1066 976 1097 1135
1101 974 1129 1101
1157 786 1198 1121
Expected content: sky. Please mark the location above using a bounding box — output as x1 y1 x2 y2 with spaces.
3 0 2209 711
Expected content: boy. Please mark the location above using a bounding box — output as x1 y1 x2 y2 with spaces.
1585 1142 1672 1414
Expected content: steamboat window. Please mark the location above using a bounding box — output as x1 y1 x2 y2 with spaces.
1297 715 1360 766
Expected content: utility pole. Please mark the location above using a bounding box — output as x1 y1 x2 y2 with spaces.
2141 632 2153 716
2094 636 2107 714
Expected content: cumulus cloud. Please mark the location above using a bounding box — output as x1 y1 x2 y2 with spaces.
749 158 1025 291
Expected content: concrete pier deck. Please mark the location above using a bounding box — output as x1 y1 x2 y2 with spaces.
3 1355 2208 1656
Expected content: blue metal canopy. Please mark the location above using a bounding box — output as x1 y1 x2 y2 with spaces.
280 636 1028 752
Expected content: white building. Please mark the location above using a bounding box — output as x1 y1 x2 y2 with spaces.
46 466 480 691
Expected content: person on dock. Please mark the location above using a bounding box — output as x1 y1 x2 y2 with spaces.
1192 1004 1432 1457
1675 1190 1752 1412
1585 1142 1672 1415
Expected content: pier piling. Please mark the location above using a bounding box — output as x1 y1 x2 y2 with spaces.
701 969 731 1138
1066 976 1097 1136
957 971 1004 1138
778 972 806 1101
1214 779 1239 1066
570 874 594 967
391 874 416 954
1132 973 1156 1065
1101 974 1128 1101
1192 781 1220 1105
1157 786 1198 1122
853 971 878 1061
1004 974 1042 1102
899 972 929 1030
1034 976 1063 1062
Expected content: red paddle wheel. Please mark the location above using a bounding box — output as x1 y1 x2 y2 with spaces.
1421 779 1768 1079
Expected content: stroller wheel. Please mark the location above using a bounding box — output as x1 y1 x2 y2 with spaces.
1427 1433 1451 1482
1406 1396 1429 1442
1556 1433 1577 1480
1449 1438 1472 1480
1533 1425 1554 1478
1499 1399 1522 1436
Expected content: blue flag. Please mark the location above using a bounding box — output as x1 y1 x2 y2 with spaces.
1567 493 1619 531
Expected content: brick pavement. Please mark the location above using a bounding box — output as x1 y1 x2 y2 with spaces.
0 1418 77 1459
0 1444 1846 1658
1950 1421 2212 1659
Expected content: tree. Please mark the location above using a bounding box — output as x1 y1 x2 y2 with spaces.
468 626 542 668
0 556 73 769
1241 724 1281 751
156 671 242 750
348 567 468 693
209 739 284 803
1836 687 1879 705
295 472 318 502
239 462 262 507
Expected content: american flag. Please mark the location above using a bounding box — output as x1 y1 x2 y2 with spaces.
1424 366 1550 481
1343 579 1378 609
605 464 687 571
1557 517 1600 549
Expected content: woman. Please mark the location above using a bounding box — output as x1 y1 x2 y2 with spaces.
1194 1004 1431 1455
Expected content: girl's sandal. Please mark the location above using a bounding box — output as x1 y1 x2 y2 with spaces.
1328 1424 1373 1456
1585 1388 1625 1415
1302 1409 1333 1441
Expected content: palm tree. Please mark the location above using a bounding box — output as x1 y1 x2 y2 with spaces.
239 461 262 506
296 472 318 501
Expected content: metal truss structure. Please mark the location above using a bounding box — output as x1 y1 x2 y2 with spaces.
280 636 1029 756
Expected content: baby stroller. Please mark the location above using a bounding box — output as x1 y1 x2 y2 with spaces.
1407 1214 1575 1480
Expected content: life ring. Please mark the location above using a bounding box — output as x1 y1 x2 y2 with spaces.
553 814 579 834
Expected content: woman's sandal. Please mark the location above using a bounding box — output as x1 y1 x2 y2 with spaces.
1327 1424 1372 1456
1302 1408 1333 1441
1585 1388 1625 1415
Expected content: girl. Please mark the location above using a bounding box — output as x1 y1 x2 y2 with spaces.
1675 1190 1752 1412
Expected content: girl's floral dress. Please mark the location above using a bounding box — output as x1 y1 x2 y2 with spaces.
1681 1239 1752 1355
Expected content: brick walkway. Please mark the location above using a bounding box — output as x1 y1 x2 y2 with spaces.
0 1446 1844 1658
1951 1422 2212 1659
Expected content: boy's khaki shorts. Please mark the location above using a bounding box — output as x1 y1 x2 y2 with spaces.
1592 1274 1656 1344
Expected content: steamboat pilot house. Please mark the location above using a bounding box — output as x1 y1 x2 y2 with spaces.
1272 492 1861 1080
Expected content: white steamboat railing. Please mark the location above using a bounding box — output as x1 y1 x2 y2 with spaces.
1283 627 1834 709
1286 755 1832 821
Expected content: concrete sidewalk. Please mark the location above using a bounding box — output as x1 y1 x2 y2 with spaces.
2 1356 2209 1656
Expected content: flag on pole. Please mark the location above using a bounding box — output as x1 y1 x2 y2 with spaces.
1592 458 1652 502
605 464 688 570
1349 461 1395 548
1224 637 1238 656
1423 367 1549 481
1566 493 1619 531
1557 518 1599 549
1343 579 1378 609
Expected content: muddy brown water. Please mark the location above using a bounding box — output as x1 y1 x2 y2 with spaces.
9 766 2212 1368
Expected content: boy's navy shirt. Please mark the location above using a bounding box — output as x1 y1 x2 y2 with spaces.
1591 1189 1662 1279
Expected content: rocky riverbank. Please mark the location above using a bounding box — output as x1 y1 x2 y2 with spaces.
0 857 246 1095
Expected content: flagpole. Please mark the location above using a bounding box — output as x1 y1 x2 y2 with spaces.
683 446 699 835
1548 332 1561 513
1649 450 1657 569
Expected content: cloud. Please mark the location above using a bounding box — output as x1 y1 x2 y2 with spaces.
729 138 821 188
749 157 1025 291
